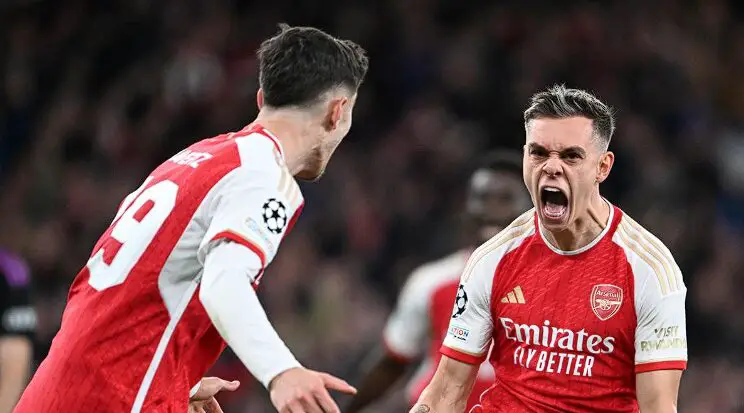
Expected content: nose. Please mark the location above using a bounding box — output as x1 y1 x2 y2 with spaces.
542 156 563 177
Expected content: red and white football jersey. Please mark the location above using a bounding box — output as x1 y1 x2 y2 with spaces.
383 250 494 410
441 204 687 412
15 124 303 413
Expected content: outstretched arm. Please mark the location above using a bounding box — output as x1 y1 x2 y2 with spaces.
200 241 355 413
345 347 409 413
200 241 302 387
347 261 434 412
410 356 478 413
636 370 681 413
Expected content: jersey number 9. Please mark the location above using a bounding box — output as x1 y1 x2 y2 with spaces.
87 178 179 291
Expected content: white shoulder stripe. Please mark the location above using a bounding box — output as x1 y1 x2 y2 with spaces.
622 215 682 291
616 216 683 296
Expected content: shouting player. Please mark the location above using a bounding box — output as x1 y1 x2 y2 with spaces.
345 151 531 413
15 24 368 413
411 85 687 413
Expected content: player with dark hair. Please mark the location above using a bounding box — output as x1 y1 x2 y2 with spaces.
345 151 531 413
0 249 35 413
412 85 687 412
16 24 368 413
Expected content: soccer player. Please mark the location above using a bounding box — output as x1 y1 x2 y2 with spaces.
15 24 368 413
345 151 531 413
411 85 687 413
0 249 36 413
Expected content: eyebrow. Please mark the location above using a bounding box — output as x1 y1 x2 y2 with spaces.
527 143 587 157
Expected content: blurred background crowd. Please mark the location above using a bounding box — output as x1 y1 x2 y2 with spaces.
1 0 743 411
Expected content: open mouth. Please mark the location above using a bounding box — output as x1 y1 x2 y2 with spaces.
540 187 569 220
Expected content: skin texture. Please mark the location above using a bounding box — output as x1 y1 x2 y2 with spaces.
523 116 614 251
408 356 477 413
254 88 358 181
0 337 32 413
636 370 682 413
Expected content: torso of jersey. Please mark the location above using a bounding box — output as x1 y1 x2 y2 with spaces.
383 251 494 411
15 124 304 413
441 205 688 413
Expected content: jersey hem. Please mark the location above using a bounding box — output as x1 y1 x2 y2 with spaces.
635 360 687 373
440 345 486 365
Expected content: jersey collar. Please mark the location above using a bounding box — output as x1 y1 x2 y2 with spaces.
537 198 614 256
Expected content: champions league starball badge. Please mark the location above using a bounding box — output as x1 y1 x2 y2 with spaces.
452 285 469 319
262 198 287 234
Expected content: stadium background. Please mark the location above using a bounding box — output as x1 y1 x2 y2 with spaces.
1 0 743 411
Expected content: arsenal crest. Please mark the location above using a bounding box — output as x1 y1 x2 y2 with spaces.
590 284 623 321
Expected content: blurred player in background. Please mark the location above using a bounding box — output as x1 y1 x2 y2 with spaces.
345 151 531 413
15 24 368 413
0 249 35 413
412 85 687 413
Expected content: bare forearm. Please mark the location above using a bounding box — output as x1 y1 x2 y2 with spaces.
639 403 677 413
0 337 32 413
411 377 472 413
346 349 408 413
636 370 681 413
410 356 478 413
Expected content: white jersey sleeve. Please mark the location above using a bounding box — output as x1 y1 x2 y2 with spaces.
616 216 688 373
441 212 535 365
200 241 301 388
382 271 430 361
197 135 303 283
382 252 468 361
440 253 495 365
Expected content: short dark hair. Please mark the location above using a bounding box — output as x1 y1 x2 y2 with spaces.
476 150 523 178
257 24 369 108
523 85 615 150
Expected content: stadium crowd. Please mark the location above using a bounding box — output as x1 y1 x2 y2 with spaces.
0 0 743 411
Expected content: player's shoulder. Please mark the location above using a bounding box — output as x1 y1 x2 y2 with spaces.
405 249 470 292
189 124 286 175
461 209 536 282
612 209 685 296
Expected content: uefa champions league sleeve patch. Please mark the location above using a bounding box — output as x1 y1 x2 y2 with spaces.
452 285 468 319
262 198 288 234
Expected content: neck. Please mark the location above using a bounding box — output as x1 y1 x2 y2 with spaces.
542 192 610 252
253 108 317 175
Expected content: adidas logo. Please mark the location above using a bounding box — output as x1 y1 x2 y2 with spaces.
500 286 526 304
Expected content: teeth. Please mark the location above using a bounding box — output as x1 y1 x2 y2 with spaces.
544 187 560 192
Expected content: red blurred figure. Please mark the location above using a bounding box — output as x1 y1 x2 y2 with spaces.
346 152 530 413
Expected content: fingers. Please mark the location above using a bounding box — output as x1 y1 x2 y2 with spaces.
204 397 224 413
205 377 240 392
312 387 341 413
282 400 305 413
299 394 324 413
194 377 241 400
189 403 206 413
220 379 240 392
318 372 357 395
